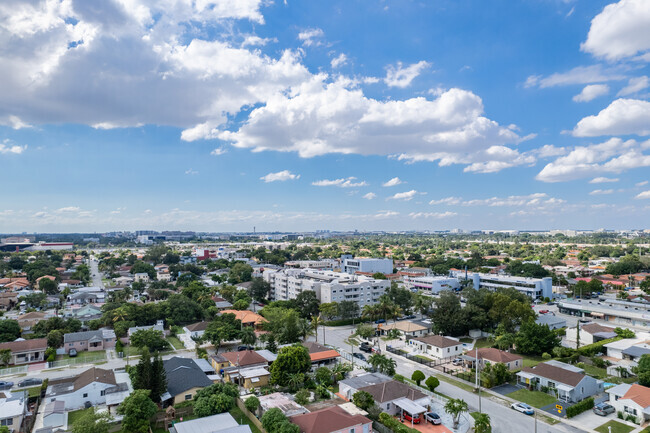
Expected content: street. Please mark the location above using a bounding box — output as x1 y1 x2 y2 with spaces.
89 257 104 289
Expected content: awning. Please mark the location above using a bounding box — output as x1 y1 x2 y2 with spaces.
590 312 605 318
557 384 573 392
517 372 536 380
393 398 427 415
160 392 172 402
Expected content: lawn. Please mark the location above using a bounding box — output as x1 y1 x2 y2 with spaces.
521 355 545 368
594 420 635 433
506 389 556 408
26 386 41 398
67 408 93 426
582 364 608 379
58 350 106 361
460 337 473 344
414 355 434 362
473 339 493 349
167 336 184 350
230 407 262 433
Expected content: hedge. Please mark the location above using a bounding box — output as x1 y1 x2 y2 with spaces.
566 397 594 418
577 337 622 357
323 318 371 327
378 413 420 433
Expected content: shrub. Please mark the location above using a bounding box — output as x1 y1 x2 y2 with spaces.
411 370 425 386
540 386 549 394
591 356 606 368
542 352 551 360
378 412 420 433
393 374 405 383
577 337 622 356
566 398 594 418
425 376 440 392
245 395 260 413
626 414 638 424
618 411 624 419
316 385 330 399
294 389 310 405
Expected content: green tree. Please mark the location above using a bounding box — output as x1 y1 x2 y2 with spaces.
514 320 560 356
337 300 359 320
294 389 310 405
150 352 167 403
473 412 492 433
204 313 242 353
228 262 253 284
425 376 439 392
47 329 64 348
367 353 396 376
261 408 296 433
249 277 271 302
0 320 21 343
130 261 156 279
269 344 311 386
39 277 59 295
130 329 170 352
315 367 332 386
117 389 158 433
295 291 320 319
319 302 338 320
411 370 425 386
0 349 12 367
353 390 375 410
193 383 239 417
71 408 111 433
444 398 468 429
636 354 650 387
431 291 466 336
356 323 375 339
245 395 260 413
240 326 257 347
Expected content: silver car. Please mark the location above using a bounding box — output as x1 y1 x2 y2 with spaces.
593 403 615 416
425 412 441 425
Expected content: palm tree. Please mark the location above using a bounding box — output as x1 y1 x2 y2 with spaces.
240 327 256 347
311 314 323 343
367 353 396 376
0 349 11 367
362 304 381 321
444 398 468 429
473 412 491 433
112 306 129 323
413 293 433 316
287 372 304 392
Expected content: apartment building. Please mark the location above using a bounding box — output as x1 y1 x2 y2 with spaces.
451 270 553 300
341 256 393 275
402 275 460 293
263 268 390 307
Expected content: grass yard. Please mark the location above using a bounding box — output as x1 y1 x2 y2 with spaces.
506 389 557 408
594 420 635 433
437 374 476 393
582 364 608 379
167 336 184 350
474 339 493 349
414 354 434 362
58 350 106 361
460 338 473 344
230 407 262 433
67 408 93 426
522 355 545 368
26 386 41 398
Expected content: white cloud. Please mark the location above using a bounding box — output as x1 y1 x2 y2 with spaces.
408 211 457 219
590 177 619 183
211 147 227 156
0 115 31 129
382 177 403 187
298 28 324 47
242 35 275 47
589 189 614 195
573 99 650 137
429 197 461 205
533 145 567 158
331 53 347 69
384 61 429 88
260 170 300 183
581 0 650 61
387 190 419 201
57 206 81 213
525 65 626 88
636 190 650 199
618 76 650 96
0 139 26 155
362 192 377 200
312 177 367 188
185 168 199 175
573 84 609 102
536 138 650 182
637 181 649 187
461 193 562 207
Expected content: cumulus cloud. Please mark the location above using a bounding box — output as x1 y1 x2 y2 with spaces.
573 99 650 137
461 193 563 207
590 177 619 183
0 115 31 130
581 0 650 61
0 139 26 155
312 177 367 188
382 177 403 187
618 76 650 96
525 65 626 88
573 84 609 102
637 181 649 187
429 197 461 205
384 61 430 88
636 190 650 199
185 168 199 175
331 53 347 69
589 189 614 195
298 28 324 47
362 192 377 200
536 138 650 182
533 145 568 158
211 147 227 156
387 190 420 201
409 211 457 219
260 170 300 183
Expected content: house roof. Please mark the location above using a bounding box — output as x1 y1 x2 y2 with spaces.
380 321 428 333
290 405 370 433
622 384 650 409
163 356 214 398
0 337 47 353
358 380 426 403
623 345 650 358
19 311 47 320
48 367 117 396
411 335 461 348
185 321 209 332
302 342 341 362
471 348 523 364
581 323 615 335
44 400 65 416
340 373 392 390
221 350 267 367
63 330 104 343
219 310 267 325
170 412 247 433
520 362 585 387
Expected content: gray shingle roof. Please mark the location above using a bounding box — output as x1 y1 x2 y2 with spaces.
163 357 213 399
63 330 103 343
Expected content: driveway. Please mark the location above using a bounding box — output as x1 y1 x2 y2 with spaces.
569 408 616 431
492 384 521 396
540 401 567 418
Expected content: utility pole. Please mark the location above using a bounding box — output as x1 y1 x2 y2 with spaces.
476 345 482 413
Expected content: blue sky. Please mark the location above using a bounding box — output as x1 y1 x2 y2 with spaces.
1 0 649 232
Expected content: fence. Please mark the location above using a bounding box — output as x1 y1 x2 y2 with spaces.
0 365 28 377
46 352 107 369
385 345 446 368
235 398 266 433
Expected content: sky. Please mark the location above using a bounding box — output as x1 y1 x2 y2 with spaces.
1 0 650 233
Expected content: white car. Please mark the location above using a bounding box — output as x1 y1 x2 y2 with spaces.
511 402 534 415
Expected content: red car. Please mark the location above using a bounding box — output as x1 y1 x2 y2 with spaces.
402 411 421 424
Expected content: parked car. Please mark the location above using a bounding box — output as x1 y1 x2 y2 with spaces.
353 352 366 361
68 348 78 357
539 309 549 314
237 345 254 351
511 402 534 415
0 381 14 391
452 358 464 366
547 301 556 305
359 342 372 353
424 412 441 425
593 403 615 416
17 378 42 388
375 319 386 324
402 410 421 424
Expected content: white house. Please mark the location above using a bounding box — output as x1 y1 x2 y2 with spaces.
134 273 150 283
42 400 66 429
46 367 123 410
565 323 617 346
0 390 26 431
408 335 463 359
184 321 209 338
607 384 650 424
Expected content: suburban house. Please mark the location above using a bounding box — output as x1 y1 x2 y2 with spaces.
127 320 164 338
290 405 372 433
67 290 104 305
565 323 617 346
45 367 121 410
219 310 268 331
304 342 341 367
257 392 308 417
377 321 429 338
339 373 392 401
42 400 66 429
535 315 567 330
134 273 150 283
461 348 523 371
162 356 215 405
408 335 463 359
0 292 19 311
220 350 271 389
17 311 51 331
517 361 604 403
607 383 650 424
213 296 233 309
169 412 252 433
357 380 429 417
0 390 27 432
603 334 650 377
69 304 103 325
63 329 116 354
0 338 47 365
184 321 209 339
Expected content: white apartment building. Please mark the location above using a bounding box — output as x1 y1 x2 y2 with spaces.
263 269 390 307
341 256 393 275
450 270 553 300
403 275 460 293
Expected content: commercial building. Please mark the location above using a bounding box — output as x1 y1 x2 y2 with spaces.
452 271 553 300
558 298 650 328
342 256 393 275
402 275 460 293
263 269 390 308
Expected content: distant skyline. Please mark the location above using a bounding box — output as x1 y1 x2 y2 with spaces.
1 0 649 232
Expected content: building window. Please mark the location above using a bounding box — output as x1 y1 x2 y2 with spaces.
100 390 106 396
185 394 192 400
1 418 14 426
83 393 88 398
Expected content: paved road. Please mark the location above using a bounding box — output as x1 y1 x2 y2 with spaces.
89 257 104 289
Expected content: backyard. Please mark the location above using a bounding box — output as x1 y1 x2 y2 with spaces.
594 420 635 433
507 389 557 408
